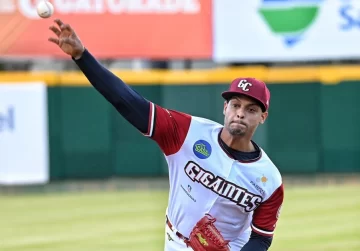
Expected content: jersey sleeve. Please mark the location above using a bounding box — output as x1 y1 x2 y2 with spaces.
143 102 192 156
251 184 284 237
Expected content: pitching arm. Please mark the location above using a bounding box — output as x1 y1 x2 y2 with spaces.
72 49 149 133
73 49 191 155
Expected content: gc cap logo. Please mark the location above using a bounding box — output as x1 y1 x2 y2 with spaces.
222 77 271 112
237 79 252 92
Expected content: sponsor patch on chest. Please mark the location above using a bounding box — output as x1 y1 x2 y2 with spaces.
184 161 263 212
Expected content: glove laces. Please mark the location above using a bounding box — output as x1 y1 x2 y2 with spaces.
204 214 230 247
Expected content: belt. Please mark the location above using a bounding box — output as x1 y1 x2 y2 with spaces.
166 215 188 241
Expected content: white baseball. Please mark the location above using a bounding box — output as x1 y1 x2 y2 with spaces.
36 1 54 18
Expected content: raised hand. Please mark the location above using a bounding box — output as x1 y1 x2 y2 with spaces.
48 19 85 59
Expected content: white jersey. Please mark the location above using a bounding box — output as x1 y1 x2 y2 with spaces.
143 102 284 250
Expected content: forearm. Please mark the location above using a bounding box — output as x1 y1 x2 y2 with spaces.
240 232 272 251
73 49 150 133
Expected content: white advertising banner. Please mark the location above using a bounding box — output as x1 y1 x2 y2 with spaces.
0 83 49 185
213 0 360 62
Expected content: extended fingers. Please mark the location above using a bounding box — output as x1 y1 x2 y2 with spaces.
61 24 74 33
48 37 73 48
54 19 74 33
54 19 64 29
48 37 59 45
49 25 61 37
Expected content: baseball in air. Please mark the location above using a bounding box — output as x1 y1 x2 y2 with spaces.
36 1 54 18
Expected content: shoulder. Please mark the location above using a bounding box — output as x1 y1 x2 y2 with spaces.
260 149 282 178
258 149 283 195
185 116 224 139
190 115 223 129
156 107 222 129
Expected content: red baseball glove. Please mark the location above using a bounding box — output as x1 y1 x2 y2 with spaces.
184 214 230 251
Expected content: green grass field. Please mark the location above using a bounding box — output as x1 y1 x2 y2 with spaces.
1 184 359 251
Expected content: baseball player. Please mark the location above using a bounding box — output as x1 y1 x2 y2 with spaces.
48 19 284 251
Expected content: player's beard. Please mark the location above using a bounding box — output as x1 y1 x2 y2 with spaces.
228 127 246 136
227 122 247 136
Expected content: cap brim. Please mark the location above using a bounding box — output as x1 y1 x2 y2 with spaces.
221 91 266 112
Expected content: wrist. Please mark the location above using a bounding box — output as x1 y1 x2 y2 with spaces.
73 46 85 60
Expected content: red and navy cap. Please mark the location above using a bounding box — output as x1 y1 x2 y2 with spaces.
221 78 270 112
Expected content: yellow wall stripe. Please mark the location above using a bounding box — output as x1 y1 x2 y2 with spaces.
0 71 60 85
0 65 360 85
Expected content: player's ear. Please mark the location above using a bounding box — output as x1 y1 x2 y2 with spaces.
223 101 227 115
260 111 268 124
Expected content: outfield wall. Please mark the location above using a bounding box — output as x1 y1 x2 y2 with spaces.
1 66 360 182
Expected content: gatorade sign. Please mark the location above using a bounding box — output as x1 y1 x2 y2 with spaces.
0 0 212 59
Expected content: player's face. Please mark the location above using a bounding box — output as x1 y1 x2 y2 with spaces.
223 96 268 136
